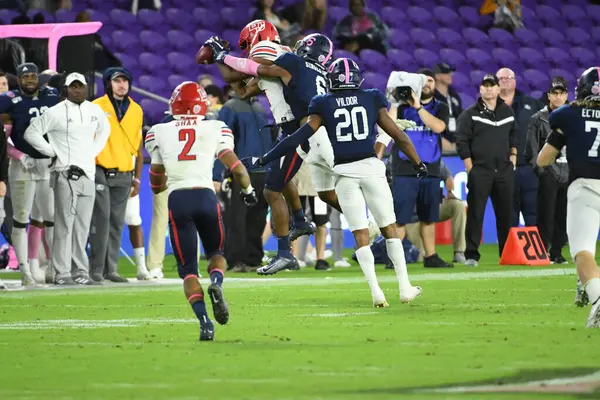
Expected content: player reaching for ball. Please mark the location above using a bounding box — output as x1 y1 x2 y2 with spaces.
204 31 344 275
241 58 425 306
145 82 258 341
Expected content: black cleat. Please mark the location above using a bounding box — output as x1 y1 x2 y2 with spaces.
199 326 214 341
290 220 316 241
314 259 331 271
208 283 229 325
423 254 454 268
257 255 298 275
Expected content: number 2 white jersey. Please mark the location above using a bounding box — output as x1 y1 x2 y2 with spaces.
144 117 234 194
250 40 295 124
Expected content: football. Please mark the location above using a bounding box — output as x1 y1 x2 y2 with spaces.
195 45 214 65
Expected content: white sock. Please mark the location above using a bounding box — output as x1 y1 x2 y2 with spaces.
134 247 147 270
585 277 600 305
12 227 28 267
355 246 380 293
386 238 412 292
44 226 54 258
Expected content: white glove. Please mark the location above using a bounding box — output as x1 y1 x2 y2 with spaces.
19 155 35 170
396 119 417 131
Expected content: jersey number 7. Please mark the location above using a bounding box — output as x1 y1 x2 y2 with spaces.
178 129 196 161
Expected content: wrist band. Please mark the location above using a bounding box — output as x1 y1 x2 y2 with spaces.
242 184 254 195
416 106 423 112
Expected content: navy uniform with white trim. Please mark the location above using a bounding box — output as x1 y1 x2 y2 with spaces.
538 67 600 328
456 74 518 264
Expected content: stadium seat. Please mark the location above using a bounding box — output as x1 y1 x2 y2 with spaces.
110 9 138 30
360 49 390 72
538 28 566 48
413 48 439 68
139 75 167 93
111 30 140 53
565 27 591 46
139 53 168 73
194 29 218 44
465 48 492 69
523 69 550 92
165 8 193 28
386 49 414 71
439 48 468 71
167 52 196 74
514 28 540 47
140 31 168 52
432 6 460 27
167 30 195 51
138 9 165 29
406 7 435 27
518 48 545 69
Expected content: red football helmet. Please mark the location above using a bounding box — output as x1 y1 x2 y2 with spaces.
169 81 209 117
238 19 280 54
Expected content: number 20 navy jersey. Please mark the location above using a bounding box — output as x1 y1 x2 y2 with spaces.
309 88 389 165
0 86 60 159
274 53 328 123
549 103 600 182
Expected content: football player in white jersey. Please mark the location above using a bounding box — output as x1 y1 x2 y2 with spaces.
145 82 258 341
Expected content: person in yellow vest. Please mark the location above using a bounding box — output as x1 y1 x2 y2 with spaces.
89 67 143 283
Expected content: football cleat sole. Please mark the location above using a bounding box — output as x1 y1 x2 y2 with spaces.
208 283 229 325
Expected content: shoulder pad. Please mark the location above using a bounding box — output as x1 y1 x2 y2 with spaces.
250 40 289 62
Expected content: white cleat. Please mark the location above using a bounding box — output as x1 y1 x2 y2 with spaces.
400 286 423 303
149 268 164 279
575 279 589 308
137 267 151 281
0 279 6 290
334 258 352 268
372 287 388 308
586 300 600 328
30 259 45 284
367 220 380 244
19 263 38 287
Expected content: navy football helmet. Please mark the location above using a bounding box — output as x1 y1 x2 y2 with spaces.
294 33 334 68
327 58 363 91
576 67 600 101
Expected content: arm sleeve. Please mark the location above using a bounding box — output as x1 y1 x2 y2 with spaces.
509 111 519 150
144 127 163 164
261 122 317 165
273 53 299 85
436 102 450 127
0 93 13 114
524 114 540 165
455 110 474 160
216 123 235 155
93 107 111 157
24 111 56 157
0 123 8 182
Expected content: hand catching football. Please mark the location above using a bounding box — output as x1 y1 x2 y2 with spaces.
195 37 231 65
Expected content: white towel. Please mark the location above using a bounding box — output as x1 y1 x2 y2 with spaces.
385 71 428 105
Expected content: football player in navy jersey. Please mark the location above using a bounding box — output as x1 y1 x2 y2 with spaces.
537 66 600 328
206 33 342 275
244 58 426 306
0 63 59 285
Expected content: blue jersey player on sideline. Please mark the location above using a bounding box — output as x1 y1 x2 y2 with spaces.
0 62 59 286
206 33 339 275
243 58 426 306
537 66 600 328
146 82 258 341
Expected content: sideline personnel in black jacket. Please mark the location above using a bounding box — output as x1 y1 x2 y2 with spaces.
524 77 569 263
456 74 517 266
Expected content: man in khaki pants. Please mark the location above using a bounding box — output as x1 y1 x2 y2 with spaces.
146 189 168 279
406 161 466 264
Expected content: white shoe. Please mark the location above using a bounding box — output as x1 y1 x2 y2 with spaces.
575 279 589 307
19 263 38 287
334 258 352 268
306 250 333 265
586 300 600 328
30 259 45 284
137 267 151 280
297 260 307 268
367 220 380 244
149 268 164 279
372 287 388 308
400 286 423 303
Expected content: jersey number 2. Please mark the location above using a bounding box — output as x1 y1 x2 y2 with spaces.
178 129 196 161
587 121 600 157
334 106 369 142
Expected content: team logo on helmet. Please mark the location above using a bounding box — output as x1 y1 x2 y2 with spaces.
249 20 266 34
193 104 201 114
338 74 346 82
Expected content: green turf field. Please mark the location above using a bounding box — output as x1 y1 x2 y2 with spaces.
0 244 599 400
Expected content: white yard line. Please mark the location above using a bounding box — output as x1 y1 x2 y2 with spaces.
0 267 577 295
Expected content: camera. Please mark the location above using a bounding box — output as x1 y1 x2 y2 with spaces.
394 86 413 103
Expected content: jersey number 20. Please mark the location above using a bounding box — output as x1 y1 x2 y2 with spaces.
178 129 196 161
334 106 369 142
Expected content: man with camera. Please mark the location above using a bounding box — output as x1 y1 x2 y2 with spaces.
381 69 454 268
25 73 110 285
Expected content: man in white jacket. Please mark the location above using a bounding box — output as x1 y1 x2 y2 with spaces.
24 73 110 285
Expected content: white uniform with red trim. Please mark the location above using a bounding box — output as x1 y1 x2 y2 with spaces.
249 40 295 125
250 41 336 192
144 117 234 194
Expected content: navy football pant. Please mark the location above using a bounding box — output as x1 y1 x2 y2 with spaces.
168 188 225 279
512 165 538 227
